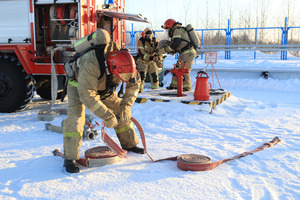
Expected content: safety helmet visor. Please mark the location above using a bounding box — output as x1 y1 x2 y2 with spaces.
117 71 136 83
145 30 153 35
108 50 137 83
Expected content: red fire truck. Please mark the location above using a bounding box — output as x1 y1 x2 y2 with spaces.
0 0 148 113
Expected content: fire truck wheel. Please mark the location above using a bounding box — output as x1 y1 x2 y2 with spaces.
36 78 62 100
0 56 35 113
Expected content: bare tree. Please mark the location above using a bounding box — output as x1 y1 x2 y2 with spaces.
217 0 222 29
195 1 200 28
206 0 209 29
257 0 269 43
182 0 191 25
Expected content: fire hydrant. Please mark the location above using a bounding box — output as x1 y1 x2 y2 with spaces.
170 62 189 97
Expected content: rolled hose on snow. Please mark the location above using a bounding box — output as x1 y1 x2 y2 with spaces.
54 117 281 171
101 117 281 171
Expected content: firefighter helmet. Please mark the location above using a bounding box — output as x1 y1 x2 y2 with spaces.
141 27 153 38
161 19 176 29
108 50 136 83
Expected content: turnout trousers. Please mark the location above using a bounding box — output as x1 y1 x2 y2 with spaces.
170 49 196 90
63 83 139 160
136 59 159 91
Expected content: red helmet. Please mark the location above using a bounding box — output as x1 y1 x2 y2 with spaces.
161 19 176 29
107 50 136 83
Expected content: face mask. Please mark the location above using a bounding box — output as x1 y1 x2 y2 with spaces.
145 37 151 42
168 28 172 37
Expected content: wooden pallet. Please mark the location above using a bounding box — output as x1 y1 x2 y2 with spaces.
135 88 231 113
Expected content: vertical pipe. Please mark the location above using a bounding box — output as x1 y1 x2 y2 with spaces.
130 23 134 47
283 17 288 60
285 28 289 60
225 20 228 59
228 19 231 59
201 30 204 59
280 27 284 60
254 29 257 59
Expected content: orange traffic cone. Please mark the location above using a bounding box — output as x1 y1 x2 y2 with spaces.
194 71 210 101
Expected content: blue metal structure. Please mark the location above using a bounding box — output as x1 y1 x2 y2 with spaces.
194 27 227 59
126 17 300 60
105 0 115 4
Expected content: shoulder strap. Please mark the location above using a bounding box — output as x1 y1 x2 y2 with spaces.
70 45 94 63
138 38 146 58
94 45 106 80
140 37 146 47
177 26 193 52
70 44 106 80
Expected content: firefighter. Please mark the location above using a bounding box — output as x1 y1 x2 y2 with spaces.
136 27 163 92
63 30 144 173
160 19 197 91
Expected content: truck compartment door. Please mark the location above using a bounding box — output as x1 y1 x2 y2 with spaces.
0 0 31 43
96 10 150 23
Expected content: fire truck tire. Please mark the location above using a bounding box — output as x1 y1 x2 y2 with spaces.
0 56 35 113
36 78 62 100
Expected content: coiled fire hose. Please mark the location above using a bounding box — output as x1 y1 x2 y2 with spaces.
101 117 281 171
54 117 281 171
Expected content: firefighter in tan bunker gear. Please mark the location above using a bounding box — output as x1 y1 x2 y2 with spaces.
160 19 196 91
136 28 163 92
63 30 144 173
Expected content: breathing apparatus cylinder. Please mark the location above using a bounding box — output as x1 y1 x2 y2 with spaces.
74 29 110 53
186 24 200 48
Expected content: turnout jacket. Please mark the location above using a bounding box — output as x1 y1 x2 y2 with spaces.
137 37 163 62
74 42 140 120
160 24 195 55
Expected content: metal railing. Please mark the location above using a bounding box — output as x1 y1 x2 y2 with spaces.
126 17 300 60
197 44 300 52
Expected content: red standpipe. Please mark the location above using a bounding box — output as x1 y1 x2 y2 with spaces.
170 63 188 97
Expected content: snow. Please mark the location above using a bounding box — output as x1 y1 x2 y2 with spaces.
1 52 300 200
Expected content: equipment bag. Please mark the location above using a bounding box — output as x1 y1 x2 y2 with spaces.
185 24 200 48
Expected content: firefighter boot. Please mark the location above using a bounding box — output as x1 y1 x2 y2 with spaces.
64 159 80 173
183 88 192 91
150 72 159 90
123 146 145 154
166 74 177 90
166 85 177 90
139 81 145 93
139 71 146 93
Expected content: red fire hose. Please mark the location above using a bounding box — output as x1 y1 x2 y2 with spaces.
54 117 280 171
101 117 281 171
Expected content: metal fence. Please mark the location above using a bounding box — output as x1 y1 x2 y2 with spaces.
126 17 300 60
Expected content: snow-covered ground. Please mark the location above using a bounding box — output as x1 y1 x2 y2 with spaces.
0 52 300 200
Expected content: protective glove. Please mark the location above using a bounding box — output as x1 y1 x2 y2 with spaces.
119 104 131 123
103 111 118 128
158 40 171 49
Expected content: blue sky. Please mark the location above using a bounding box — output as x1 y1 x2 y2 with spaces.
124 0 300 31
